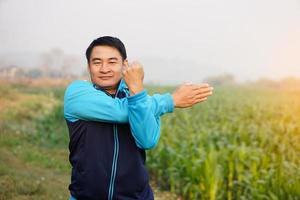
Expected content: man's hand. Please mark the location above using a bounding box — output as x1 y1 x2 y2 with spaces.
122 61 144 95
172 83 213 108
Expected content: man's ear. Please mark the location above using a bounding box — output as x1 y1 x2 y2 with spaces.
123 59 128 67
87 63 92 76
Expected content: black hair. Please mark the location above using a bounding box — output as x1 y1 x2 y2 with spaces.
85 36 127 63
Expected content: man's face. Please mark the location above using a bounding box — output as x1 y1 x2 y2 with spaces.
88 45 126 94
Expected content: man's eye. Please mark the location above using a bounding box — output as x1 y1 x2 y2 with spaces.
94 62 101 65
109 62 117 64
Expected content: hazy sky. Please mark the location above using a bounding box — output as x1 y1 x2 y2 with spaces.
0 0 299 83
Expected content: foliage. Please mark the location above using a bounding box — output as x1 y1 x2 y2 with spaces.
148 86 300 199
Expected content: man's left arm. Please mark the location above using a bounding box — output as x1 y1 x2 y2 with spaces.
122 61 174 149
127 89 174 149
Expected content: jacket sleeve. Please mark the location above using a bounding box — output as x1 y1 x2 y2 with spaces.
64 80 175 149
64 80 129 123
127 89 174 149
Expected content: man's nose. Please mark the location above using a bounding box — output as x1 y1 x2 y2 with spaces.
99 63 110 73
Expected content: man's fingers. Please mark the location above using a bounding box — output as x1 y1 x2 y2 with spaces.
192 87 214 96
194 97 207 104
129 61 143 68
193 91 213 100
191 83 210 90
198 87 214 93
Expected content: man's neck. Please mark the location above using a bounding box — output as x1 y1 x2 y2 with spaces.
106 89 116 95
93 80 121 96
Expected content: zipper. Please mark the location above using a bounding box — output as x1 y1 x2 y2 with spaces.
108 125 119 200
107 86 122 200
93 81 126 200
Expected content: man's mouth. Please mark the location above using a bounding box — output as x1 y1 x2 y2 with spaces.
99 76 112 80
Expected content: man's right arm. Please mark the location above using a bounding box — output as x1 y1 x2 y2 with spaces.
64 80 174 123
64 80 129 123
64 80 213 125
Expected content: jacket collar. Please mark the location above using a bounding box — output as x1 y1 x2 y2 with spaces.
93 79 129 96
117 79 129 92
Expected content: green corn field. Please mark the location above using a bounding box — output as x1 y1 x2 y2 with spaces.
0 82 299 199
148 85 300 199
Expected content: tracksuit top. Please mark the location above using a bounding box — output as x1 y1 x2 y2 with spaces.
63 79 174 200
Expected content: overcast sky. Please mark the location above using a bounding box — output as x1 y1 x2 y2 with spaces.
0 0 299 83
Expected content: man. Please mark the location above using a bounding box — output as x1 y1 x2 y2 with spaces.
64 36 213 200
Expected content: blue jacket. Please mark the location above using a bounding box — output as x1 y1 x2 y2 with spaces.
64 79 174 200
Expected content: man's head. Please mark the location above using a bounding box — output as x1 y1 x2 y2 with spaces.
86 36 128 94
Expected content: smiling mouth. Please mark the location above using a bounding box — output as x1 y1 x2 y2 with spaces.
99 76 112 79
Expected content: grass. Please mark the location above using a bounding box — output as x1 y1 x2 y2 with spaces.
0 83 70 200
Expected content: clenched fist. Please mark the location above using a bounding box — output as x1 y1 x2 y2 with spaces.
172 83 213 108
122 61 144 95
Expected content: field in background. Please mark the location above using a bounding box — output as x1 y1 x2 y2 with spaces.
0 82 69 200
147 85 300 199
0 80 299 200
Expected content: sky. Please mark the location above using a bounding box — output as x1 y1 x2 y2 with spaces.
0 0 299 83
